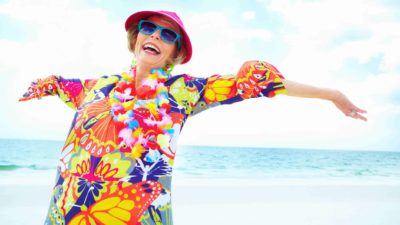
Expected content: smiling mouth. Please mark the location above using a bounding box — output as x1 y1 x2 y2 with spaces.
142 43 161 55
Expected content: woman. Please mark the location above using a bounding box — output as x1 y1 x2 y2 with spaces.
19 10 367 225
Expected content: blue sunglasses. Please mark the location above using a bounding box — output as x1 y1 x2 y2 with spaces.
138 20 181 49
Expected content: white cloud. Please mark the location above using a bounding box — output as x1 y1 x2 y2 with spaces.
176 11 272 76
0 0 130 77
269 0 389 28
241 11 256 20
264 0 399 80
0 0 130 140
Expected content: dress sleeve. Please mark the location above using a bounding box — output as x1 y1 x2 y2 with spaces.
19 75 97 110
188 60 287 116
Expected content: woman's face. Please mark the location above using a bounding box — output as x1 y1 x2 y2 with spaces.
134 15 180 69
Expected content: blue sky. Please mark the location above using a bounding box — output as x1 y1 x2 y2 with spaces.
0 0 399 151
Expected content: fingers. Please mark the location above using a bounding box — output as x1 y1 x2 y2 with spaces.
354 106 367 114
332 93 368 122
347 108 368 121
350 112 368 121
357 114 368 121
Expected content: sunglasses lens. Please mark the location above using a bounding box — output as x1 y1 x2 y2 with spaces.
139 21 157 35
138 20 180 48
161 29 178 43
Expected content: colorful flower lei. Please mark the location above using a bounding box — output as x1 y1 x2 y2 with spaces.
109 62 174 159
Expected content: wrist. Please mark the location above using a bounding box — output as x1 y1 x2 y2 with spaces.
326 89 341 102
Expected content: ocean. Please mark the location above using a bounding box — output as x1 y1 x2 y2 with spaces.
2 139 400 225
1 138 400 182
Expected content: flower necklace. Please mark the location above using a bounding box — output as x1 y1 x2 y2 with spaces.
109 62 174 159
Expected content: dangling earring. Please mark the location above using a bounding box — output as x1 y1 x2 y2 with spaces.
131 58 137 68
164 63 175 74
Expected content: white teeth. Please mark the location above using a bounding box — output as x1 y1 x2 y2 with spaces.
143 43 160 54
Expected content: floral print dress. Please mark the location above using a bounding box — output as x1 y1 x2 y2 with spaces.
20 60 287 225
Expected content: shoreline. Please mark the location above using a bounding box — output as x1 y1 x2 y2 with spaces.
2 168 400 186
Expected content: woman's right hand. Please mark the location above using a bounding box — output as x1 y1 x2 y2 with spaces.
19 75 58 102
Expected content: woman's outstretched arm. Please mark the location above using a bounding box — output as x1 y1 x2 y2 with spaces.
19 75 97 110
282 79 368 121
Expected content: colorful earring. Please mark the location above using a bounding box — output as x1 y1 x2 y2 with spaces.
131 58 137 67
164 63 175 74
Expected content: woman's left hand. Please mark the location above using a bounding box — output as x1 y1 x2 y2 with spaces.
331 90 368 121
282 79 368 121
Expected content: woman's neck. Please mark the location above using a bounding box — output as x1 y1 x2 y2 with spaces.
134 65 152 89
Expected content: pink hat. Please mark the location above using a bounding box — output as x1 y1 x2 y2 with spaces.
125 10 193 64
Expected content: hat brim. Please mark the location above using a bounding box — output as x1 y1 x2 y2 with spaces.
125 11 192 64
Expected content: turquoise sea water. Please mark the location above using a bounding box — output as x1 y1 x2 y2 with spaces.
0 138 400 180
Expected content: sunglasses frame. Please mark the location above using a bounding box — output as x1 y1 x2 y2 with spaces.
138 20 181 49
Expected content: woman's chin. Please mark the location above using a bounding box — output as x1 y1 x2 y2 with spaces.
136 55 165 68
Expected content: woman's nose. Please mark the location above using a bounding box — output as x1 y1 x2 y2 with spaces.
150 29 161 40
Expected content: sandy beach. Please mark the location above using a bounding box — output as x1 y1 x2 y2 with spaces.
1 173 400 225
173 178 400 225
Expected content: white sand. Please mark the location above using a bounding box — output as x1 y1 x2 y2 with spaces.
173 178 400 225
1 176 400 225
0 184 52 225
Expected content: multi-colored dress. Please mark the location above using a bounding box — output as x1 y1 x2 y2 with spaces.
20 60 287 225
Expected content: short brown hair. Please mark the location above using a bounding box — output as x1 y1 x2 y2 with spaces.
127 21 187 65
